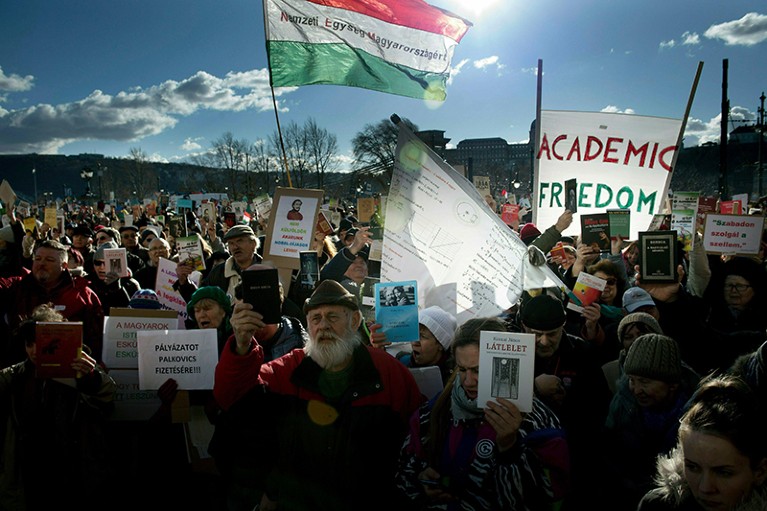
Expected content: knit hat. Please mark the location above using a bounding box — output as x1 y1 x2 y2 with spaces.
617 312 663 343
303 279 359 313
129 289 163 310
520 294 566 331
623 334 682 382
337 217 355 234
186 286 233 317
519 223 541 246
622 287 656 313
223 224 255 241
94 240 119 260
96 226 120 242
419 306 458 350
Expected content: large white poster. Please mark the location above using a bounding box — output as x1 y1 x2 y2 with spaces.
534 110 683 240
382 123 528 324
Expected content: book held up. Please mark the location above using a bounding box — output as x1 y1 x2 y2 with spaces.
477 331 535 413
35 322 83 379
566 272 607 313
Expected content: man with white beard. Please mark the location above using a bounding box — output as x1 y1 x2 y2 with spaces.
214 279 423 511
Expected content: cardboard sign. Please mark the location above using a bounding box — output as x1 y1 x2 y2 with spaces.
703 214 765 255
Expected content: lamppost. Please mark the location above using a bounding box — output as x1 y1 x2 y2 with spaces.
96 163 105 201
758 91 765 197
32 167 38 204
80 167 94 198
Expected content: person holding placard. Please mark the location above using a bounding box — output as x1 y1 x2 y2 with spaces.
0 303 116 510
214 279 422 511
394 316 568 510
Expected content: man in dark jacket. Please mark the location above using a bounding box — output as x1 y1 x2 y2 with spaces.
214 279 423 511
519 293 613 510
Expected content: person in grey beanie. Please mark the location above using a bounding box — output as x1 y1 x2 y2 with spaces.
602 334 701 511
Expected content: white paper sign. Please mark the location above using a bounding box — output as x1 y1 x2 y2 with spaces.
535 110 683 240
703 214 765 255
155 257 199 329
103 311 179 369
137 329 218 390
383 124 527 324
478 331 536 413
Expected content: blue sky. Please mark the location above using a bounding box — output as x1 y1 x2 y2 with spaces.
1 1 766 168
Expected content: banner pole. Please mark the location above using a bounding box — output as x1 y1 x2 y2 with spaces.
532 58 543 226
662 61 704 205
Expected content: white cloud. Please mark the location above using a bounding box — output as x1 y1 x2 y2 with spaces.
683 105 756 146
473 56 499 69
0 67 34 93
447 58 469 85
0 67 292 154
659 39 676 50
704 12 767 46
601 105 636 114
180 137 203 151
681 31 701 45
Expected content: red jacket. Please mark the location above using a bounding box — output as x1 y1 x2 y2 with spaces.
214 337 424 510
0 271 104 363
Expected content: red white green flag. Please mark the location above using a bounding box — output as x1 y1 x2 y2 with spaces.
264 0 472 101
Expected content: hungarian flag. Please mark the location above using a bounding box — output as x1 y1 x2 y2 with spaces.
264 0 472 101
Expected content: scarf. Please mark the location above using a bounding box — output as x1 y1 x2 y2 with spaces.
450 378 484 422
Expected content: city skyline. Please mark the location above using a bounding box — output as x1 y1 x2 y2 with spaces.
1 1 765 168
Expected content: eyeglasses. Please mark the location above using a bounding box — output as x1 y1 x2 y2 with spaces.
725 283 751 293
93 260 105 267
96 235 110 242
604 278 617 286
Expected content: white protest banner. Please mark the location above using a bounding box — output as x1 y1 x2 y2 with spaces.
108 369 161 421
383 121 527 324
702 213 765 255
137 329 218 390
155 257 198 329
535 110 683 240
103 308 179 369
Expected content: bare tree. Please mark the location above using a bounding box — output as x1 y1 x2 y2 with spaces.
270 121 310 188
211 132 248 194
351 117 418 189
126 147 155 198
305 118 339 189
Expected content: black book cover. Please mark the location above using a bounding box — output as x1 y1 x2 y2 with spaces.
638 230 678 283
565 179 577 213
580 213 610 252
241 268 282 324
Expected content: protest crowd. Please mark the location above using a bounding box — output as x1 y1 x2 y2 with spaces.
0 175 766 511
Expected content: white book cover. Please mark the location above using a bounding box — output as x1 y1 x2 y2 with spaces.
103 247 129 278
477 331 535 413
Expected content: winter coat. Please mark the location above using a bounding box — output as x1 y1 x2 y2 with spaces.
214 339 424 511
0 271 104 364
637 446 767 511
0 360 116 510
395 396 568 510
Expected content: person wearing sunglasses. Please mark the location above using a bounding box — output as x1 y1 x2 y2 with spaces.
87 241 140 315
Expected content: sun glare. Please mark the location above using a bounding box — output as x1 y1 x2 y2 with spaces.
450 0 498 17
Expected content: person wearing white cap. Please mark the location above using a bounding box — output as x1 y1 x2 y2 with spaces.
395 305 458 386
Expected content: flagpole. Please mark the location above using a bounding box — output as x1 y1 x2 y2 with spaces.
263 0 293 188
662 61 704 204
532 58 543 226
269 86 294 188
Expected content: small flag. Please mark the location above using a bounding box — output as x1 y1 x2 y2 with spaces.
264 0 472 101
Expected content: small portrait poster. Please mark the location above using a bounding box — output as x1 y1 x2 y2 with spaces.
374 280 418 343
263 187 323 270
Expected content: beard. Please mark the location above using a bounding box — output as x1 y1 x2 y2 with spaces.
305 321 362 369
